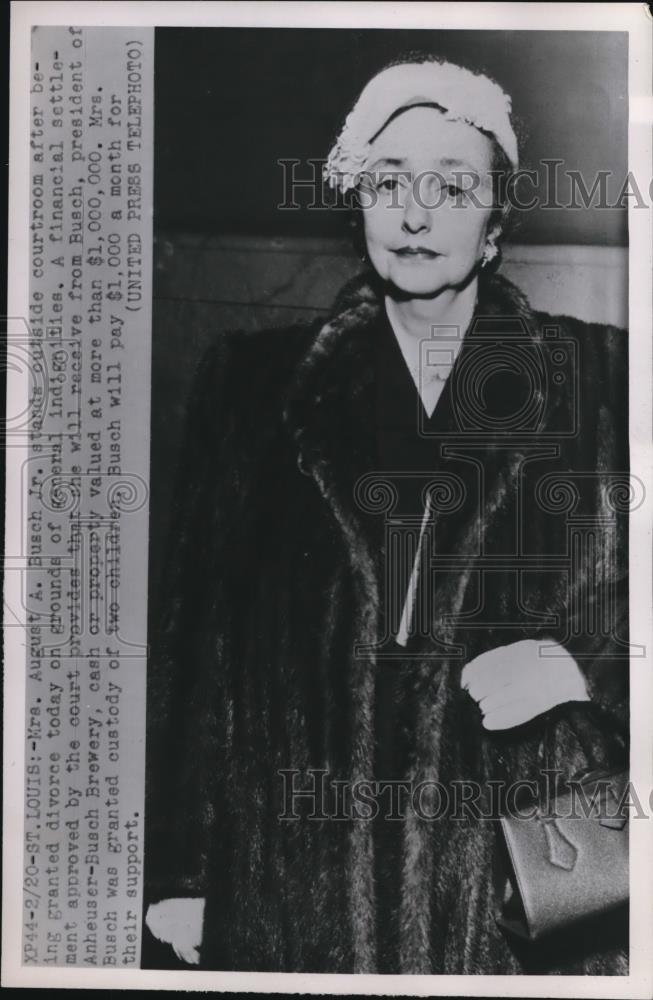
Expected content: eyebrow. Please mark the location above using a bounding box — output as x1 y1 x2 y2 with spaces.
365 155 482 174
436 157 480 173
366 157 407 171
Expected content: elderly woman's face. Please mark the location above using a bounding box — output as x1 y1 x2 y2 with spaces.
360 107 496 296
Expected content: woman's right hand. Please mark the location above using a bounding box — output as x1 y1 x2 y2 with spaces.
145 897 205 965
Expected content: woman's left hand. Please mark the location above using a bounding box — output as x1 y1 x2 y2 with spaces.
461 639 590 731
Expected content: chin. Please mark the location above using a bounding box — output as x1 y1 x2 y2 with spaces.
386 267 450 298
385 260 477 298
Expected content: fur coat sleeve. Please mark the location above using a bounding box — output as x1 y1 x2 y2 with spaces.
534 315 629 732
145 324 315 901
145 335 235 900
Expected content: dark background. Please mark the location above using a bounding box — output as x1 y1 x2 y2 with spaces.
154 28 628 245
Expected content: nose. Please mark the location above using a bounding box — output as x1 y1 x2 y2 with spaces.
402 183 431 235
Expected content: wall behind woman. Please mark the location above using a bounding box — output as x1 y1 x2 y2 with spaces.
148 29 628 604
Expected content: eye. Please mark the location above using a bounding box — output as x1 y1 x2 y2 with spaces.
376 177 399 192
446 183 464 198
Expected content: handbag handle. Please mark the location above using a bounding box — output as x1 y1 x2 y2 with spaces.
537 699 627 793
487 699 627 805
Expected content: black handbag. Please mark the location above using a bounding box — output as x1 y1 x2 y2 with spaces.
496 765 628 941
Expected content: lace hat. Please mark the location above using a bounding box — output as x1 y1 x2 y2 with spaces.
324 59 518 193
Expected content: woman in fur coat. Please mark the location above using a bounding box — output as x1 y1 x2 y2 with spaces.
144 57 629 975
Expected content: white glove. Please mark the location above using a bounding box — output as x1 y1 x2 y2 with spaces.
145 897 205 965
461 639 589 731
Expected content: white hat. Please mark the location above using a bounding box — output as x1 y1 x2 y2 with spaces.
324 59 518 193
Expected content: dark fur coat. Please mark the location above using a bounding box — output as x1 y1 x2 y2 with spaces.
145 269 629 974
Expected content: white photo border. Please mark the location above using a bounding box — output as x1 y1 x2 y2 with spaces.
4 2 652 995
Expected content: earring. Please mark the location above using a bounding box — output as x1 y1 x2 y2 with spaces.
481 238 499 268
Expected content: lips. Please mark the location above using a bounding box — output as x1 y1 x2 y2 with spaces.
392 247 440 258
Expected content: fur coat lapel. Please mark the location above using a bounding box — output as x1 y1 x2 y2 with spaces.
282 268 544 609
